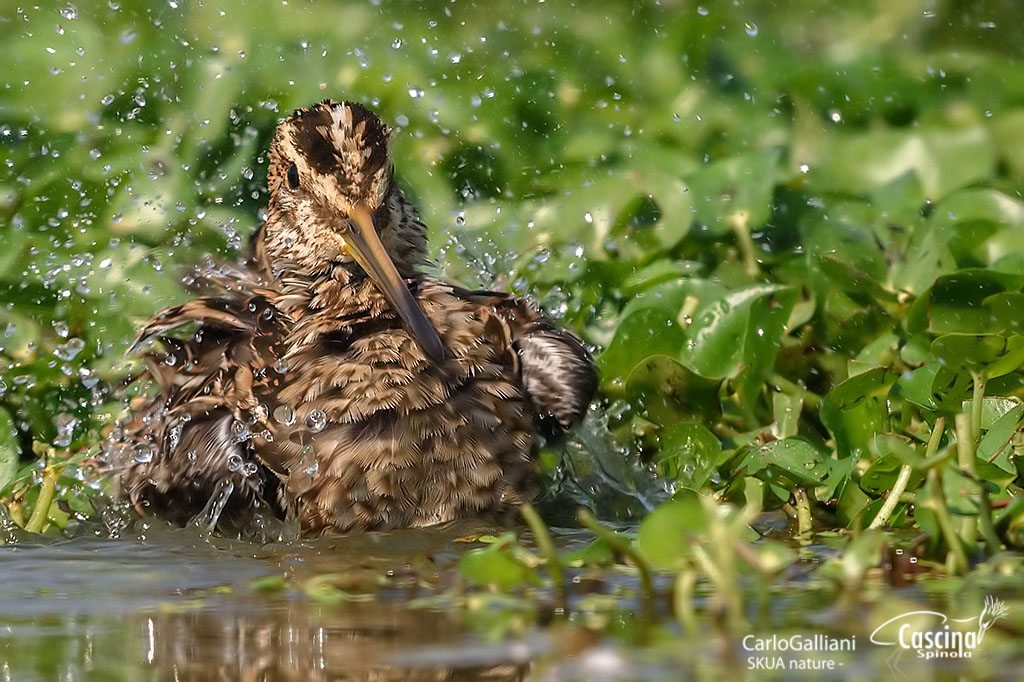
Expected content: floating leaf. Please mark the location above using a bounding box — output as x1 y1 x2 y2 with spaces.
459 540 536 590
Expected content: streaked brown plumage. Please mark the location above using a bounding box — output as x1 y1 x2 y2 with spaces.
108 100 597 534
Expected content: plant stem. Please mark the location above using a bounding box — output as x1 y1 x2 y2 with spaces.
869 463 913 530
921 417 951 469
691 544 744 627
520 503 567 615
728 210 759 278
971 372 986 444
8 500 25 528
673 569 698 635
955 414 1001 555
794 487 813 536
25 466 59 534
577 508 655 618
771 374 822 409
925 417 946 460
954 409 1003 552
927 464 968 575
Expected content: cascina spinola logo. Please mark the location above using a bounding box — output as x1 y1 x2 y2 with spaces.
869 595 1007 666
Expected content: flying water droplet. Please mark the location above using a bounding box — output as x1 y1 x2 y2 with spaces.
287 444 318 496
133 444 154 463
53 414 78 447
273 405 295 426
167 422 182 451
54 337 85 361
306 409 327 433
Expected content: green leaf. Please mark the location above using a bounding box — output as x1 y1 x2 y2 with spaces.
855 331 900 367
561 538 616 567
596 308 687 388
835 473 874 527
624 355 720 426
861 454 920 497
907 269 1024 335
820 367 900 459
772 391 803 439
687 148 781 233
680 284 798 379
933 188 1024 266
816 125 994 199
620 260 703 296
978 403 1024 474
741 437 831 488
656 422 722 489
816 455 856 503
931 333 1024 379
635 494 708 570
619 277 726 322
459 541 536 590
895 363 972 412
815 254 897 303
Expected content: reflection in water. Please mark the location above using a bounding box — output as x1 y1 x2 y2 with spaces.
6 526 1018 681
141 603 529 681
0 531 534 682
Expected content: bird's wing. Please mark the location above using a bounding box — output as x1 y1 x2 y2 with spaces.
115 264 294 530
455 286 597 435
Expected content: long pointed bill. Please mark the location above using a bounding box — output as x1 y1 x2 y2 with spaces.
345 203 445 362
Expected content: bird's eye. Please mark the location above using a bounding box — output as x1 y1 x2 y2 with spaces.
286 163 300 189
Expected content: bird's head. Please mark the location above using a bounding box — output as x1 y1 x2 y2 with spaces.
264 100 442 361
268 99 393 220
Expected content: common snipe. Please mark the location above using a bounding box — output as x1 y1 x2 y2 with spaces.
109 100 597 534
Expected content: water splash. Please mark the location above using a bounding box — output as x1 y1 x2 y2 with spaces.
190 479 235 534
